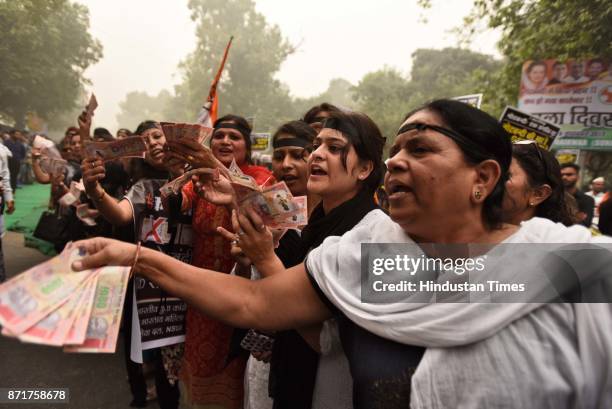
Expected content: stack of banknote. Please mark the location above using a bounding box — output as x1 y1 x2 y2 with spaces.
160 122 213 145
228 161 307 229
0 246 130 353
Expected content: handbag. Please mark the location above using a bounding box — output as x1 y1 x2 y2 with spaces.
33 209 70 246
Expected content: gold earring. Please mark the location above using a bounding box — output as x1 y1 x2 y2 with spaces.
474 190 482 200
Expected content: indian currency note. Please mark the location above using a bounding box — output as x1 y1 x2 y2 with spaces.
159 168 216 199
267 195 307 229
64 266 131 353
33 135 62 159
39 157 67 176
63 274 99 345
161 122 175 142
59 192 78 207
0 247 96 334
83 136 147 161
58 181 84 207
76 203 97 226
17 272 98 346
261 182 300 216
86 93 98 119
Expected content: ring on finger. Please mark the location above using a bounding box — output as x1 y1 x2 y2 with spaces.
186 155 195 162
237 230 246 236
231 239 238 245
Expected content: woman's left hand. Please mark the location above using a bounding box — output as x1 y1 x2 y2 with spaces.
71 237 137 271
217 207 274 266
193 171 236 206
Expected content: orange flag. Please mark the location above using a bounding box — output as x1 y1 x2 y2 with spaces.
197 36 234 127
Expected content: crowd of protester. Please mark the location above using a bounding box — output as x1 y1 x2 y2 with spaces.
2 98 612 408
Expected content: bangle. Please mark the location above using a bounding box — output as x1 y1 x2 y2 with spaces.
129 241 142 279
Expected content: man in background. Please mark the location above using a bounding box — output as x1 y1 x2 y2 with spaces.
4 129 26 193
560 163 595 227
548 61 568 85
0 141 15 282
563 61 590 84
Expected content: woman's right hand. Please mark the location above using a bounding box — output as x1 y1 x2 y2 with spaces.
71 237 137 271
81 157 106 192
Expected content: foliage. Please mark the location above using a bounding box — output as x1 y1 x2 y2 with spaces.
167 0 295 131
352 48 504 151
0 0 102 129
291 78 358 120
458 0 610 106
116 90 174 131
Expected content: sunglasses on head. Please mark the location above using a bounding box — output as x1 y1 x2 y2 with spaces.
513 139 548 175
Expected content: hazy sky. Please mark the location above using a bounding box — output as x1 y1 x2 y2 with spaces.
78 0 500 131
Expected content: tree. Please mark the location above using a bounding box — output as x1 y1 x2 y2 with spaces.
291 78 358 119
117 90 174 131
352 48 503 149
352 67 412 143
167 0 295 131
0 0 102 129
443 0 611 107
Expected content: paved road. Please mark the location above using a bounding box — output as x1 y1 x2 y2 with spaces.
0 232 137 409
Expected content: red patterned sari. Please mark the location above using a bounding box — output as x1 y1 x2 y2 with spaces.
180 164 272 408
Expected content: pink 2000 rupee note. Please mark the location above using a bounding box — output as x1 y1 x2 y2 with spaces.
17 272 99 346
64 266 130 353
0 247 96 335
63 273 99 345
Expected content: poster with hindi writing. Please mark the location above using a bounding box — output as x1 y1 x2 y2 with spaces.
500 107 560 150
517 58 612 128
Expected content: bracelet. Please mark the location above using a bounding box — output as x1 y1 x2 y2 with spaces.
129 241 142 279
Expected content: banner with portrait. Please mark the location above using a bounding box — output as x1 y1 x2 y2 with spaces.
517 58 612 128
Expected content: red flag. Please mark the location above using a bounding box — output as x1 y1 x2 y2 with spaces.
197 36 234 127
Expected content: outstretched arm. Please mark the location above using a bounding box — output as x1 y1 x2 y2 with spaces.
72 237 331 331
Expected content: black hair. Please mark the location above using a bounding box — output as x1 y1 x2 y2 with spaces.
213 114 253 164
272 120 316 150
135 120 160 135
526 60 547 73
560 162 580 172
302 103 342 124
403 99 512 228
93 127 114 141
512 144 577 226
320 110 385 195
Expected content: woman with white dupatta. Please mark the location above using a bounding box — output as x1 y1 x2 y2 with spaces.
73 100 612 409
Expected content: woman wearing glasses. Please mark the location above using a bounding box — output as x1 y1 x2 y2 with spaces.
73 100 612 408
503 141 578 226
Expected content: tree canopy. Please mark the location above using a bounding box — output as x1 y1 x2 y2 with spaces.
167 0 295 131
0 0 102 129
425 0 612 107
352 48 503 147
116 90 174 131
